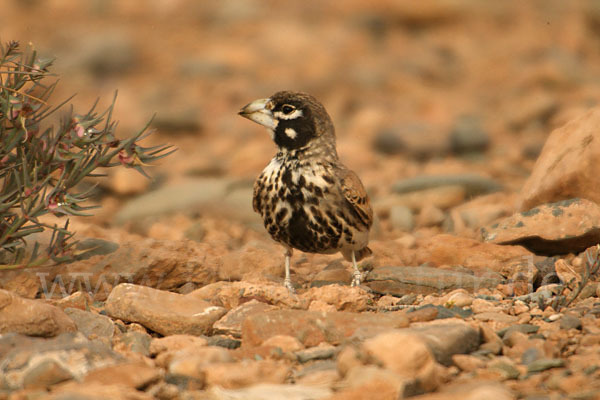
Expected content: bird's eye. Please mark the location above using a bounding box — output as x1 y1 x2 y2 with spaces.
282 105 295 115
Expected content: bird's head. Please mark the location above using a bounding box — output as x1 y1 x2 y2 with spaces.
239 91 335 152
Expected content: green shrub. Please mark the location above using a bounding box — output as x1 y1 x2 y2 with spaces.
0 41 173 268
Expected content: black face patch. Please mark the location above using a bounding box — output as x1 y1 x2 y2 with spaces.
273 102 315 150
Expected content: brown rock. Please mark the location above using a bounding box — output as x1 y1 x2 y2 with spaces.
473 312 518 326
311 263 352 286
471 298 502 314
479 323 503 355
483 198 600 255
362 331 445 393
49 291 93 311
337 345 363 378
443 289 474 307
83 361 160 389
202 360 290 389
375 186 466 214
301 285 370 312
99 166 150 196
218 242 286 281
410 382 514 400
213 299 278 338
47 382 154 400
0 269 42 299
452 354 485 372
335 365 406 400
21 359 74 389
450 192 516 230
413 234 535 281
519 108 600 210
416 204 446 227
149 334 208 356
242 310 409 347
262 335 304 352
0 238 221 302
204 383 332 399
0 290 76 337
188 281 308 309
105 283 227 336
63 308 115 339
555 258 583 286
167 346 234 377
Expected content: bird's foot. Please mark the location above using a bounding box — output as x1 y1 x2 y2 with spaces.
284 278 296 294
351 270 363 287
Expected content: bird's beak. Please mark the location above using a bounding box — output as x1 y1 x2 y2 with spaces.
238 98 277 130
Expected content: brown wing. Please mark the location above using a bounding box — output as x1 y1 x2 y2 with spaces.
339 168 373 229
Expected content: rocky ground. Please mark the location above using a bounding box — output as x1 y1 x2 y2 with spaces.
3 1 600 399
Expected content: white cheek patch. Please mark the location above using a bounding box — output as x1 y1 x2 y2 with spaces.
274 109 303 120
285 128 298 139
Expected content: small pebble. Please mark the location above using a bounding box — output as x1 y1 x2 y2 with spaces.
547 313 561 322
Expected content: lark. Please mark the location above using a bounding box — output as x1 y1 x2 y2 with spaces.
239 91 373 292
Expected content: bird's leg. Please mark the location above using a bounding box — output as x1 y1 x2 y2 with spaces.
284 248 295 293
351 250 362 287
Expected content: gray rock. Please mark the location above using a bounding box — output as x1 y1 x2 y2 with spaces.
521 347 542 365
488 360 520 380
408 304 473 320
71 33 136 78
0 332 120 390
449 114 489 154
152 108 202 133
115 178 260 226
119 331 151 356
64 308 115 339
515 289 554 303
389 205 415 231
206 335 242 349
293 360 337 380
497 324 540 338
373 123 448 158
408 321 480 366
184 222 206 242
397 293 418 305
560 314 582 330
366 265 504 296
115 178 232 224
295 345 337 363
527 358 565 373
392 174 502 197
74 238 119 260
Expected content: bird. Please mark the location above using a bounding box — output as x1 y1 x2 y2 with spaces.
238 91 373 292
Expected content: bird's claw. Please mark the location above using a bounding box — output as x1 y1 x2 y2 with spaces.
284 278 296 294
351 271 362 287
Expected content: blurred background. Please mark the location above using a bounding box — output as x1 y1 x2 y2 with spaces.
3 0 600 248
